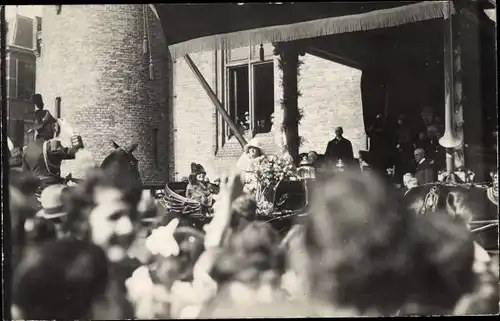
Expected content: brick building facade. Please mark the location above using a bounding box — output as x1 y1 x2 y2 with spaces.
37 4 366 183
172 49 366 180
36 5 171 183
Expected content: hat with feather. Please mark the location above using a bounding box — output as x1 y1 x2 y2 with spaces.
190 163 206 176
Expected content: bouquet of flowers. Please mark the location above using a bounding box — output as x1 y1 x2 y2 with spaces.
249 155 297 216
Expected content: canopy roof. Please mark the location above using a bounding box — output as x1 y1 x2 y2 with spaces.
154 1 455 59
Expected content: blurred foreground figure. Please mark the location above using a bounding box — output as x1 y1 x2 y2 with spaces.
61 168 143 318
12 239 109 320
300 170 476 316
9 170 40 269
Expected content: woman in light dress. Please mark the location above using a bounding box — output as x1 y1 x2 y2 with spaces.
236 137 266 195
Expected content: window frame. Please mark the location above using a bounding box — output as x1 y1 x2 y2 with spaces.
222 45 274 142
7 57 19 99
16 59 36 101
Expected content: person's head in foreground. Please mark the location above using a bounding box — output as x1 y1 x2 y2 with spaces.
12 239 109 320
62 168 139 263
301 170 476 316
229 193 257 234
148 223 206 287
36 184 70 239
9 171 40 245
399 211 476 315
210 220 282 287
302 170 413 315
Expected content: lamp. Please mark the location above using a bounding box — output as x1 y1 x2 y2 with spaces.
259 44 265 62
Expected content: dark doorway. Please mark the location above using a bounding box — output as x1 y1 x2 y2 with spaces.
253 62 274 134
228 65 249 137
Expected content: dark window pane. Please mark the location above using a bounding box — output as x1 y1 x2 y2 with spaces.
253 62 274 134
13 16 34 50
8 58 17 76
8 77 17 99
227 65 249 137
17 60 35 100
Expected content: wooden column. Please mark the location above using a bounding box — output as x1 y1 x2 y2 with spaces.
274 42 304 163
439 0 464 181
184 54 247 148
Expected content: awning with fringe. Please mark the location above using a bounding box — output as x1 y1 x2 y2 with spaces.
155 1 455 59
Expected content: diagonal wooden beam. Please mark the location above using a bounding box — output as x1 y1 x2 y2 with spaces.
184 54 247 148
305 46 362 70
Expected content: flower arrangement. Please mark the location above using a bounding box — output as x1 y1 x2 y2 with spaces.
249 155 297 216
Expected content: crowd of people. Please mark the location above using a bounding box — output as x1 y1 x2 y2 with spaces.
5 93 499 318
295 106 491 187
8 163 500 318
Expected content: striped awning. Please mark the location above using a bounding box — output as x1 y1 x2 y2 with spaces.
153 1 455 59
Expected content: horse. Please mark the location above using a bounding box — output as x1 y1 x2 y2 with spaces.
404 180 499 253
101 140 142 186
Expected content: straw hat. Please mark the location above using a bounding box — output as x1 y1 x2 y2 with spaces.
36 184 68 219
244 137 264 154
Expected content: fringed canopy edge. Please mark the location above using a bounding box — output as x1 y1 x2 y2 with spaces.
168 1 455 59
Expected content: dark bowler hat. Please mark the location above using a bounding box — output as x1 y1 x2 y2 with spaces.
30 110 57 133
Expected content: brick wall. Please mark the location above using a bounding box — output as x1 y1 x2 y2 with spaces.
172 49 366 179
298 53 366 157
36 5 170 183
172 51 219 180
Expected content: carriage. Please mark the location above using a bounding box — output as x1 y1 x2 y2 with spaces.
405 178 499 255
154 178 310 234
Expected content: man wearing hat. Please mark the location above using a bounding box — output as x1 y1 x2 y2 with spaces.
35 184 69 239
22 94 83 192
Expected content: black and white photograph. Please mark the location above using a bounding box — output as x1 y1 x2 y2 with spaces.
1 1 498 318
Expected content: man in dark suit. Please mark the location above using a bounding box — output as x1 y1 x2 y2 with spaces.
325 126 354 167
414 148 437 185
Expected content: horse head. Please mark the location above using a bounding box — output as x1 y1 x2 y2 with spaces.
101 140 142 188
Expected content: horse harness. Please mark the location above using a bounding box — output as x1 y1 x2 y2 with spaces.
420 185 441 215
419 183 498 234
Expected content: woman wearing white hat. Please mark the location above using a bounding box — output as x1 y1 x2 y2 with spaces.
236 137 266 194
